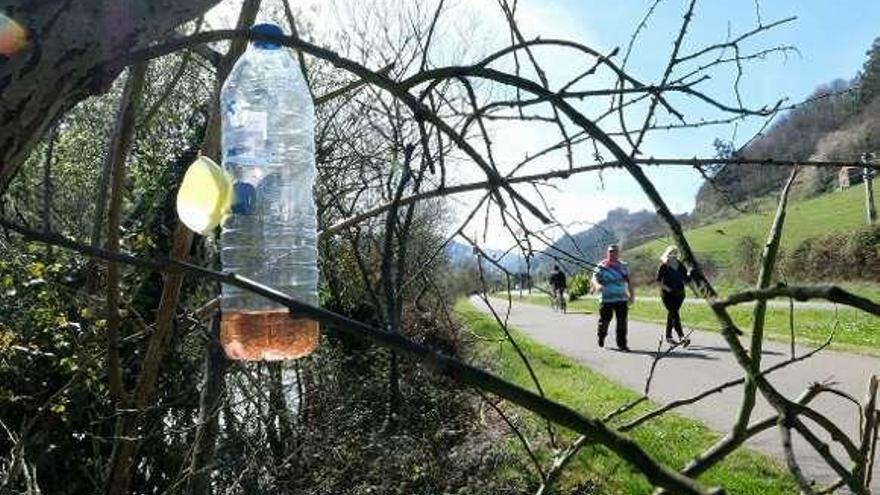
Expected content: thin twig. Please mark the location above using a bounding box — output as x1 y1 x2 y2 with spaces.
780 417 819 495
714 285 880 317
0 216 711 495
476 390 547 483
622 330 834 432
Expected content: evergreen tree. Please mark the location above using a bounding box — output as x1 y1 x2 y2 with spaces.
858 37 880 106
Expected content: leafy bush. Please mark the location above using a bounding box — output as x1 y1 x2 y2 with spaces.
846 225 880 279
0 246 110 495
567 272 591 301
625 249 657 287
733 235 761 281
783 224 880 281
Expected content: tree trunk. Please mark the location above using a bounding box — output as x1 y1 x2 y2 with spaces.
104 63 148 403
0 0 221 192
102 1 262 492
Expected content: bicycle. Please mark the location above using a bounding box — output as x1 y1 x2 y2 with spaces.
551 288 567 314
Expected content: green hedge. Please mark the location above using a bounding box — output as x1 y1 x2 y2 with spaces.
783 223 880 282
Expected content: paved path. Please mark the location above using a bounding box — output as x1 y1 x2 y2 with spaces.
472 296 880 492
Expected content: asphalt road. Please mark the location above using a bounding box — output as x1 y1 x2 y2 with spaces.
473 296 880 493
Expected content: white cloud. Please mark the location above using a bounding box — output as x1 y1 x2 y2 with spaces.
430 2 631 250
207 0 661 250
447 174 655 250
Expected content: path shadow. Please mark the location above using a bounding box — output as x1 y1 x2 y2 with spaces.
610 348 718 361
686 344 783 356
563 311 593 315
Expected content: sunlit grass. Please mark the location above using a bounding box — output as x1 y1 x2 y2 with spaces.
458 300 798 494
630 187 870 269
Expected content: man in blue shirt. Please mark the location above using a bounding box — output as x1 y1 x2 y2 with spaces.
590 244 635 351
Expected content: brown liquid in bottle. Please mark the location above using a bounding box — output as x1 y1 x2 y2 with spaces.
220 309 319 361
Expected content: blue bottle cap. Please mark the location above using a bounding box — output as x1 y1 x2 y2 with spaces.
251 23 284 50
231 182 257 215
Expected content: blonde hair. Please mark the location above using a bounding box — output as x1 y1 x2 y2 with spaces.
660 245 679 264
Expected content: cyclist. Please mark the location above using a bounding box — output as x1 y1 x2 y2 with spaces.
549 265 567 313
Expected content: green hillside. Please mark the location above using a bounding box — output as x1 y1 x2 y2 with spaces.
630 186 871 269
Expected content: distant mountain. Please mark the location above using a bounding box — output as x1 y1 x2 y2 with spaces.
533 208 672 275
444 240 476 266
444 242 527 273
445 208 680 280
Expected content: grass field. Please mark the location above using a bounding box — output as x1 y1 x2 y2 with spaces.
510 292 880 355
457 300 798 494
630 186 870 268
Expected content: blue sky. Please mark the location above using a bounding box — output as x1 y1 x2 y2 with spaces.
447 0 880 247
213 0 880 247
568 0 880 210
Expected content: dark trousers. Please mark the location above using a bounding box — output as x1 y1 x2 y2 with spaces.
598 301 628 347
661 291 685 339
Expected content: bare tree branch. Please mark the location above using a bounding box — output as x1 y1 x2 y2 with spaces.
0 215 714 495
780 417 819 495
733 167 798 459
622 331 835 433
476 390 547 483
104 2 261 494
104 63 149 405
714 286 880 316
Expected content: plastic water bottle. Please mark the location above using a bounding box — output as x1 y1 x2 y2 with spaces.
219 23 319 361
